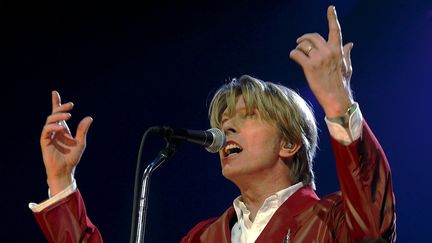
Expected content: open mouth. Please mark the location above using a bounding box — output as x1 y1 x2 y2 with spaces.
224 141 243 157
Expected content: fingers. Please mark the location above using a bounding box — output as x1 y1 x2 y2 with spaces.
51 91 61 112
296 40 314 57
41 122 71 141
48 91 74 136
42 112 72 139
297 33 327 52
327 5 342 47
45 112 71 125
290 33 324 66
289 48 309 68
44 110 72 136
75 116 93 146
51 90 74 113
291 6 347 69
53 102 74 114
43 91 69 145
295 5 344 56
290 33 329 69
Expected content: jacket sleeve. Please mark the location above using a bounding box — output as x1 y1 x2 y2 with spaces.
33 189 103 243
332 121 396 242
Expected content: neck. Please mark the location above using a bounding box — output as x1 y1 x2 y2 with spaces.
235 169 293 222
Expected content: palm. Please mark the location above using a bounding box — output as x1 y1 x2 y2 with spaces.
42 131 83 178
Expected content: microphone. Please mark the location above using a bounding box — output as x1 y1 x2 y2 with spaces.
152 127 226 153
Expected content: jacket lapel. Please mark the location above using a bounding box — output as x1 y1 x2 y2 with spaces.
199 207 236 243
255 186 320 243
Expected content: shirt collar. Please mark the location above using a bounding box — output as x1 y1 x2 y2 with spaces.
233 182 304 225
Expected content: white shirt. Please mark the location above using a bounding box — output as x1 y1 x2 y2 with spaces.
231 182 304 243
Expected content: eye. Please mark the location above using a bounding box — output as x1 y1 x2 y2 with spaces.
221 118 228 125
245 110 257 119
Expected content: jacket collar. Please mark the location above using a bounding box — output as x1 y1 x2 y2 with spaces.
200 185 319 243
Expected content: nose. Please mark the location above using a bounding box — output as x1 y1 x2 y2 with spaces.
222 118 237 135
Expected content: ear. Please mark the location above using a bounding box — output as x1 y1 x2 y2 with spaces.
279 141 301 159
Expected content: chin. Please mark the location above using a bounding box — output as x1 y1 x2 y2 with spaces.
221 172 240 187
221 165 244 183
221 166 236 180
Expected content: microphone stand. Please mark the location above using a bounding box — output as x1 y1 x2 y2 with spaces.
135 142 177 243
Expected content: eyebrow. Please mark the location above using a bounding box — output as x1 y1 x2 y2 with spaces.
221 106 259 127
222 107 247 118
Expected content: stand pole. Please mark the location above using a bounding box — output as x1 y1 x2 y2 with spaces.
135 143 176 243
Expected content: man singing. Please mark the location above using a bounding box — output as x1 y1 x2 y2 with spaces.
31 6 396 243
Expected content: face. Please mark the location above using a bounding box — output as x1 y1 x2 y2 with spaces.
219 95 285 183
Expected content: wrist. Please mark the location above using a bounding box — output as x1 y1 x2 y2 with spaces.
323 98 353 118
326 102 358 127
325 102 363 144
47 175 73 196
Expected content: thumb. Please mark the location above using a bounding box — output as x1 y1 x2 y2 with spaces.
75 116 93 146
343 42 354 80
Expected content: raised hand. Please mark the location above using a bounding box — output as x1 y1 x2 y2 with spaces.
40 91 93 195
289 5 354 118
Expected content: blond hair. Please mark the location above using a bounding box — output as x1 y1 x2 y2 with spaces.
209 75 318 188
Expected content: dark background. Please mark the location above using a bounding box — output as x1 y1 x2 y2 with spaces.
2 0 431 242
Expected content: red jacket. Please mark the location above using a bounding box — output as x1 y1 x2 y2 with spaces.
34 122 396 242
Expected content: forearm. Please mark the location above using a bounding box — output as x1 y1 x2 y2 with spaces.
332 121 396 240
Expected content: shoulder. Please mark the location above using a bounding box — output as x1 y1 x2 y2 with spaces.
319 191 343 206
181 217 219 242
315 191 344 213
181 207 235 243
313 191 346 228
